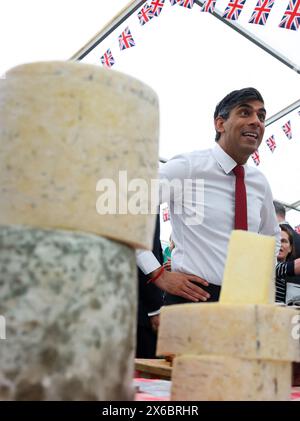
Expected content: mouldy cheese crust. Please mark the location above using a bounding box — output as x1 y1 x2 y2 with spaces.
0 224 137 400
0 61 159 249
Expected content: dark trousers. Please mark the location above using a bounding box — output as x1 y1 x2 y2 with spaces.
136 326 158 359
164 282 221 305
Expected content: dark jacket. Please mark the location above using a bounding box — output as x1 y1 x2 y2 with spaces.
137 215 163 327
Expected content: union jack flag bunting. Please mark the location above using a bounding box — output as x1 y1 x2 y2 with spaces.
249 0 275 25
169 0 180 5
100 49 115 68
118 27 136 50
151 0 165 16
138 5 154 25
266 135 276 153
282 120 293 139
179 0 195 8
279 0 300 31
295 224 300 234
201 0 217 13
251 151 260 166
223 0 246 21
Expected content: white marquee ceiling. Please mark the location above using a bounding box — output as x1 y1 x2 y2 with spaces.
74 0 300 222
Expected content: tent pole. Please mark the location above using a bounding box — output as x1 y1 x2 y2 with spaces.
70 0 147 61
195 1 300 75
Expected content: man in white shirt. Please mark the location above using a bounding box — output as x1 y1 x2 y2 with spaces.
137 87 280 305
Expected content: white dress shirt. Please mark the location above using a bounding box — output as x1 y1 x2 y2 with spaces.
136 143 281 286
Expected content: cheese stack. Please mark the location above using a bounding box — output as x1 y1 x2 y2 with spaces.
157 231 300 401
0 62 159 400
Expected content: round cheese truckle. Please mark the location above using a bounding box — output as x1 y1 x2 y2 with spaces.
172 355 292 401
0 61 159 249
157 303 300 362
0 225 137 400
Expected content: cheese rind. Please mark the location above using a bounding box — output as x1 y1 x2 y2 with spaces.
157 303 300 361
0 61 159 249
220 231 276 304
171 355 291 401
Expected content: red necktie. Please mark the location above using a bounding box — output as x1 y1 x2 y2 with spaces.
233 165 248 230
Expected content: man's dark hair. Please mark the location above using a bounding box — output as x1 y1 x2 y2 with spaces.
273 200 286 219
214 87 264 141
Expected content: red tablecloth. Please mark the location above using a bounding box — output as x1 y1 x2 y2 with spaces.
134 378 300 401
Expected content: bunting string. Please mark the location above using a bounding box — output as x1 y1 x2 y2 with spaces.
100 0 300 69
98 0 299 167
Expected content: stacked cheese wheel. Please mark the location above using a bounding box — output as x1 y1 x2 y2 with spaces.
0 62 159 400
157 231 300 401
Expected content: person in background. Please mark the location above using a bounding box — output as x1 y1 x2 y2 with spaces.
273 200 300 258
273 200 300 303
276 224 300 304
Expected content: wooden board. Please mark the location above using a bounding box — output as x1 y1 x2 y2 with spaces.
135 358 172 380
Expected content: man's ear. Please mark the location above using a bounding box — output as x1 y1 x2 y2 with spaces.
214 116 225 135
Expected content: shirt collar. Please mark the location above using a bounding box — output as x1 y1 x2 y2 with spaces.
212 143 246 175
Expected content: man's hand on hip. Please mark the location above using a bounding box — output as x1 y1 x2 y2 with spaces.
152 269 210 302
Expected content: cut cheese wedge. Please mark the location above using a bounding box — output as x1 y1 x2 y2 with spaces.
220 230 276 304
171 355 291 401
157 303 300 362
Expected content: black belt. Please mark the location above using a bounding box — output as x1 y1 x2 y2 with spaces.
164 282 221 306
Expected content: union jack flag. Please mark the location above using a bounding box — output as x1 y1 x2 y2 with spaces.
179 0 194 8
295 224 300 234
100 49 115 68
279 0 300 31
249 0 275 25
266 135 276 153
138 5 154 25
151 0 165 16
282 120 293 139
169 0 180 5
201 0 217 13
251 151 260 166
223 0 246 21
118 27 136 51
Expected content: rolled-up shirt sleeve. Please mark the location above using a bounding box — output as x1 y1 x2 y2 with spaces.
136 249 161 275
